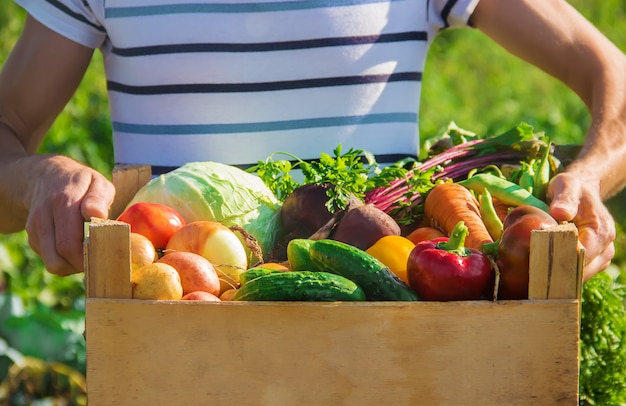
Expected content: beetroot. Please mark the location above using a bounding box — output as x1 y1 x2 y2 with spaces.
330 204 401 251
280 184 336 240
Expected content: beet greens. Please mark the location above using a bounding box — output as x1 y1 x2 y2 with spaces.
364 122 551 225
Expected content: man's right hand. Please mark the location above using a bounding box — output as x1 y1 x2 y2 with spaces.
22 155 116 276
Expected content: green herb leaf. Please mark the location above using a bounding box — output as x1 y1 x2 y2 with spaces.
249 145 413 212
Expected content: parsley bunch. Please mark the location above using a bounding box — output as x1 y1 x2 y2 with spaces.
248 145 410 212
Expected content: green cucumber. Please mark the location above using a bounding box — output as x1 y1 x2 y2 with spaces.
231 271 366 302
286 238 318 271
239 267 282 285
308 239 419 301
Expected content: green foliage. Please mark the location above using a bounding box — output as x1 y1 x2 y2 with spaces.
580 270 626 405
250 145 412 210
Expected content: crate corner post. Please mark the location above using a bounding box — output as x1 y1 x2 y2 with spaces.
528 222 582 300
84 218 133 299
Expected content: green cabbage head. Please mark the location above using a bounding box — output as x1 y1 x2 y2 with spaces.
127 161 282 261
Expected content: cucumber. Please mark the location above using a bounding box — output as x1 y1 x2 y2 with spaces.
231 271 366 302
308 239 419 301
239 267 282 285
286 239 318 271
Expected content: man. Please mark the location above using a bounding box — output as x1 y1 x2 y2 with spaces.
0 0 623 279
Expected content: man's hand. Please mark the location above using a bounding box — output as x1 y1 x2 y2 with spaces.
548 172 616 280
24 155 116 276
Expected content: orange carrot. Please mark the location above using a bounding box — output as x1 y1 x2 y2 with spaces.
492 197 513 223
424 183 494 250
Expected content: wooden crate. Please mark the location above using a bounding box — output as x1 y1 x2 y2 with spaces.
84 165 584 405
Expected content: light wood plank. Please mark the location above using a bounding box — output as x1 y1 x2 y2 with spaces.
528 223 582 300
110 164 152 219
86 299 579 405
84 218 132 299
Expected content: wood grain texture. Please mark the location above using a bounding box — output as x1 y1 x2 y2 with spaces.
528 223 583 300
110 164 152 219
86 299 579 405
85 218 132 299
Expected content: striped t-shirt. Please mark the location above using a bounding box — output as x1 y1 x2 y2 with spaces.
16 0 479 169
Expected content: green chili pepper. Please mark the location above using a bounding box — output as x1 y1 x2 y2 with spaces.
532 142 552 201
479 188 503 240
458 173 550 212
518 163 535 194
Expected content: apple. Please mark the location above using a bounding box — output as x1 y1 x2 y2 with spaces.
166 221 248 293
131 262 183 300
158 251 221 296
182 291 221 301
117 202 186 249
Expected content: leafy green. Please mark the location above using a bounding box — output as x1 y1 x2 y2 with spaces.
579 270 626 405
248 144 409 212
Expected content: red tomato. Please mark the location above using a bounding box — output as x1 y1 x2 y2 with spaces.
497 206 558 300
117 202 186 249
405 226 446 245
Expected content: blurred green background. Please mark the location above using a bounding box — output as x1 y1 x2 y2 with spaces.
0 1 625 404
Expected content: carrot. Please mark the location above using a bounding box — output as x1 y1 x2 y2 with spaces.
492 197 513 223
424 183 494 250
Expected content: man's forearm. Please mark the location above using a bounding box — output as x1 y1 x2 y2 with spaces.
0 122 36 232
472 0 626 200
568 54 626 200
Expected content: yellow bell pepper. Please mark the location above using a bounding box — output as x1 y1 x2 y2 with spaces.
366 235 415 284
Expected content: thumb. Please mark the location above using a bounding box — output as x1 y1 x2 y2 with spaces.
81 175 116 220
547 173 580 222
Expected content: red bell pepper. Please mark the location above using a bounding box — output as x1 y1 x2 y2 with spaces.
407 221 494 301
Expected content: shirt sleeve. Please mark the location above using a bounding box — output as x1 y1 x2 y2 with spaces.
429 0 480 32
14 0 106 49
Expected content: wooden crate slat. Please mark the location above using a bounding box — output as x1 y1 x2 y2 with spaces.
109 164 152 219
86 299 580 406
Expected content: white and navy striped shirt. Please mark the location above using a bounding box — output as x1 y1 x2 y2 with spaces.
16 0 479 170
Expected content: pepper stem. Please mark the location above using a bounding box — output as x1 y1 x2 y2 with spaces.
436 221 470 256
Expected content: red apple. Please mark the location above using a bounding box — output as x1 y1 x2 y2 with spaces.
158 251 221 296
117 202 186 249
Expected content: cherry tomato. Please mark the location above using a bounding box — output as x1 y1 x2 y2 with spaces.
117 202 186 249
